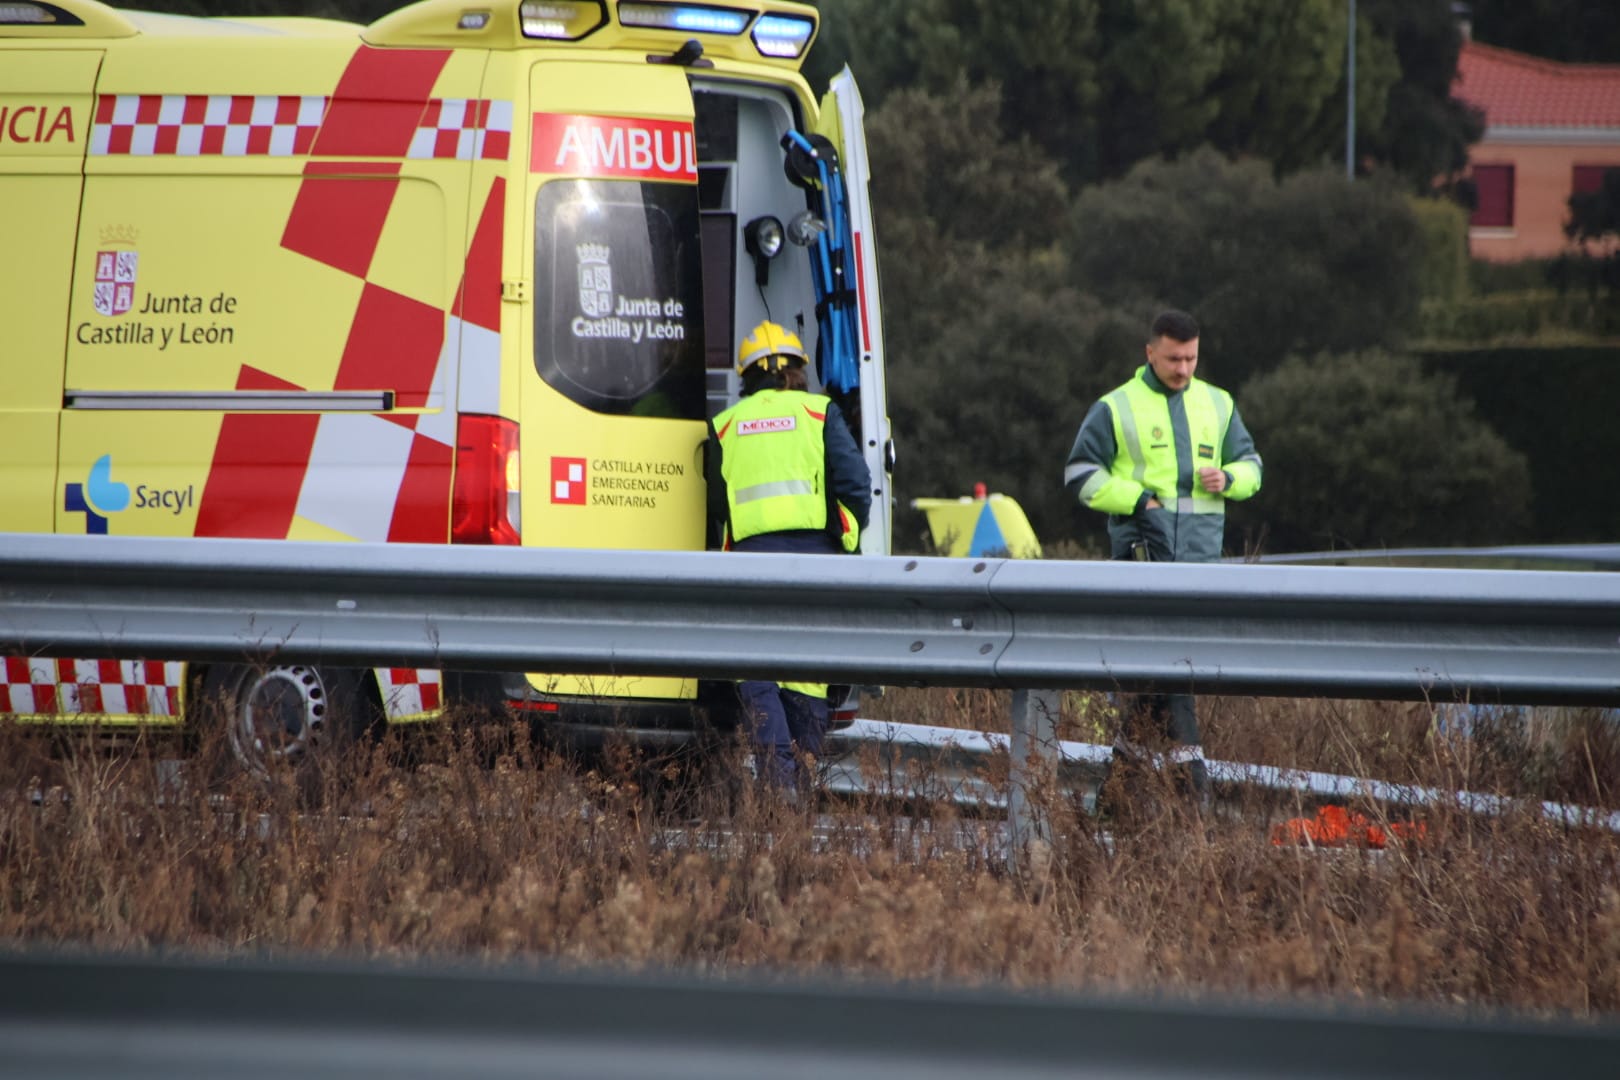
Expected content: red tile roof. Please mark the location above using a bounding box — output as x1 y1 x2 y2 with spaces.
1454 41 1620 130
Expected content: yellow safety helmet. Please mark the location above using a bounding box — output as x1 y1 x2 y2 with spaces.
736 320 808 376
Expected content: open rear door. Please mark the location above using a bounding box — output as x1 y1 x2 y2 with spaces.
820 67 892 555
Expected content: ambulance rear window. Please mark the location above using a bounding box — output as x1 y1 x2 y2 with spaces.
534 180 706 420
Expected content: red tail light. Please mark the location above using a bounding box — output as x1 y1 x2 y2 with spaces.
452 414 521 545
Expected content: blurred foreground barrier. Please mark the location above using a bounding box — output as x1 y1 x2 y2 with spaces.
0 951 1617 1080
3 532 1618 704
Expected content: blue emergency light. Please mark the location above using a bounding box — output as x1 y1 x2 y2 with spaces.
751 13 812 57
618 2 749 35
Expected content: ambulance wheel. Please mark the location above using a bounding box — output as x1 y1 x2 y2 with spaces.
204 664 375 780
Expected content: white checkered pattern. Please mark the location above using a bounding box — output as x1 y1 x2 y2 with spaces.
89 95 512 160
376 668 443 720
1 656 183 718
91 94 327 157
407 99 513 161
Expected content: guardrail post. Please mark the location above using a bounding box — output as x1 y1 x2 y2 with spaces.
1007 688 1060 870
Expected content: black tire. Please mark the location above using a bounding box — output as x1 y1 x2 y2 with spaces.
202 664 375 781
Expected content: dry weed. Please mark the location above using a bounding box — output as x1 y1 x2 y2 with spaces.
2 692 1619 1019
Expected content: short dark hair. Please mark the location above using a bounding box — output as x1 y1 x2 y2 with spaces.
1149 309 1199 343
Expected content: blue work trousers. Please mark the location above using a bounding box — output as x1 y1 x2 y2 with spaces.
738 681 828 787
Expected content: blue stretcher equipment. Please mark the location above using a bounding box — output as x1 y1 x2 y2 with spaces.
781 129 860 397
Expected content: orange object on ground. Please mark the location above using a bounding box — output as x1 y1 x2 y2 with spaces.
1271 805 1428 848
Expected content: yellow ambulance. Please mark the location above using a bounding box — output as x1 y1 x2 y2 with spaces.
0 0 892 773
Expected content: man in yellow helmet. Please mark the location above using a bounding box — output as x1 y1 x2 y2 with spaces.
705 320 871 788
1063 309 1263 812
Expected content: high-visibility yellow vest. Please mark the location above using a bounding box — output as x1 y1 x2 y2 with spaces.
1103 375 1261 515
714 388 833 543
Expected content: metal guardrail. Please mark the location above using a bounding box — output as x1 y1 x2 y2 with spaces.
4 533 1619 705
1 951 1617 1080
828 719 1620 833
1245 543 1620 573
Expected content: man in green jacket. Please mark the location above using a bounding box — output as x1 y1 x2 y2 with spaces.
1062 309 1262 809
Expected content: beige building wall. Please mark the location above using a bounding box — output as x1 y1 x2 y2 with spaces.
1468 138 1620 261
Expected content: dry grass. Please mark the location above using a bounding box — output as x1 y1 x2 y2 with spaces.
4 693 1620 1018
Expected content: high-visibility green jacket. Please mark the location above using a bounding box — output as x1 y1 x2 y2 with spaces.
710 388 866 550
1063 365 1262 562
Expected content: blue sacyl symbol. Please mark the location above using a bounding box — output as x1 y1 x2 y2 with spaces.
65 454 130 534
86 454 130 513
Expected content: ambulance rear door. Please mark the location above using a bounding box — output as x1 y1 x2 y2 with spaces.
519 59 709 704
821 67 891 555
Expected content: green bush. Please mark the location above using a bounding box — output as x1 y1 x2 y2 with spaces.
1420 347 1620 543
1417 290 1620 347
1408 195 1470 303
1468 257 1559 295
1229 350 1532 552
1069 150 1427 389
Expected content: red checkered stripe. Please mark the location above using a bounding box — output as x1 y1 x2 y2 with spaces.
90 94 511 160
91 94 327 156
408 99 512 161
1 656 183 719
375 667 442 721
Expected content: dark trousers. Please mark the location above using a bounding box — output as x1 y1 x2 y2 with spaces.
1105 553 1210 808
738 681 828 787
1119 692 1201 748
728 529 840 786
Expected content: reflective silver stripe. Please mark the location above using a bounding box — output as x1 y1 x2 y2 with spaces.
734 478 813 504
1182 494 1224 515
1077 470 1110 503
1106 389 1148 486
1062 462 1099 486
64 389 395 412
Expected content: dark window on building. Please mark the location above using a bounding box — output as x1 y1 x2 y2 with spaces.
1573 164 1617 195
1470 164 1515 228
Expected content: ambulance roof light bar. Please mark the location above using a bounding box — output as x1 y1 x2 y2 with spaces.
519 0 606 40
375 0 814 57
618 2 747 35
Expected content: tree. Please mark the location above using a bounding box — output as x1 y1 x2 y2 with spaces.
1358 0 1485 190
1230 351 1531 552
1465 0 1620 64
1202 0 1376 174
808 0 1106 183
1068 149 1427 389
861 83 1142 550
810 0 1475 189
1560 167 1620 298
1567 169 1620 250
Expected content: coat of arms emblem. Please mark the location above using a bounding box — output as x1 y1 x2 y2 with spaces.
93 249 138 317
577 242 612 318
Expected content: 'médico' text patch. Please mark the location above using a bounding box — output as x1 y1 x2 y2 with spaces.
737 416 795 435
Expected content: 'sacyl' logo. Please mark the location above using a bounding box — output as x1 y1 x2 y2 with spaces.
64 454 130 534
